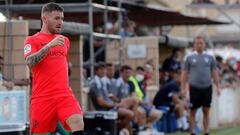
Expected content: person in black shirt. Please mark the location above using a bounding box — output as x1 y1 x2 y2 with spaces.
162 48 181 73
162 48 182 83
153 70 189 130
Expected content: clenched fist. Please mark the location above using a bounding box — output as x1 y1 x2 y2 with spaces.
48 35 65 48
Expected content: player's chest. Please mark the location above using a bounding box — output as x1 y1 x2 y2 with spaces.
189 56 211 67
37 40 68 58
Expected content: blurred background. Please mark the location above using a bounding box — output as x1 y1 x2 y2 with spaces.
0 0 240 135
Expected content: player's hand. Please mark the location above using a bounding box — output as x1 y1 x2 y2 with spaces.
49 35 65 47
216 86 221 96
217 89 221 96
180 89 187 98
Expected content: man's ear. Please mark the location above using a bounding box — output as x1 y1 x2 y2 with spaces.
41 15 47 24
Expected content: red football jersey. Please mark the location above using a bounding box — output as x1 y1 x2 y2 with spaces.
24 32 73 100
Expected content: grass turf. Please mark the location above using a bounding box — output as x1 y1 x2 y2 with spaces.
167 125 240 135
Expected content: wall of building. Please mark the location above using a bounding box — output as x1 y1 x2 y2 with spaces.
161 0 239 40
0 21 30 123
0 21 29 81
68 35 84 104
107 36 159 87
210 87 240 129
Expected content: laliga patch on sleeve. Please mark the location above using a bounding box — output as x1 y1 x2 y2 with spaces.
24 44 31 55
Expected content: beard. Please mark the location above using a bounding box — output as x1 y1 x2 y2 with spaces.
48 25 61 34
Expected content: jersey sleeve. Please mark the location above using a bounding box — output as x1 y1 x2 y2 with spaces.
183 56 190 71
24 37 38 59
90 81 102 98
210 56 217 70
64 36 70 60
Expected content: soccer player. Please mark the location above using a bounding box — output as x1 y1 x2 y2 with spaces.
24 2 84 135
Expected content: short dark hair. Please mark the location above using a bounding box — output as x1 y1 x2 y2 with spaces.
95 62 105 72
172 48 180 55
216 55 223 62
42 2 63 14
193 36 205 44
124 20 136 29
136 66 144 72
120 65 132 72
106 63 113 68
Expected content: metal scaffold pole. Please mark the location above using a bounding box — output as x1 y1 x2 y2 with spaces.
88 0 94 78
104 0 109 63
118 0 123 66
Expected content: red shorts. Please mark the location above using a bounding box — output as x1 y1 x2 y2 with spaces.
30 96 83 133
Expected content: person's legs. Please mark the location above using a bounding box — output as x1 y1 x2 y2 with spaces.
66 114 84 134
189 86 202 134
117 107 134 133
175 102 185 118
136 106 147 126
57 96 83 135
31 99 58 135
119 97 139 110
175 101 189 130
119 97 139 121
202 107 210 134
202 86 212 134
56 121 70 135
146 108 162 127
189 109 197 134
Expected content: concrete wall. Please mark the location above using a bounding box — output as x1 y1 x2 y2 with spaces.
210 87 240 129
68 35 84 104
0 21 29 81
107 36 159 87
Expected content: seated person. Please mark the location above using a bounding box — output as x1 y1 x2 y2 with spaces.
128 66 163 129
103 64 141 134
114 65 140 115
103 64 138 110
162 48 182 83
114 65 148 133
101 63 118 100
153 70 189 130
89 63 134 133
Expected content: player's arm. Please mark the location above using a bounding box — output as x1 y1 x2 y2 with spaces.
212 68 220 95
25 35 65 68
96 97 115 109
172 95 181 105
90 82 115 109
180 71 188 94
109 94 120 103
181 56 189 97
211 56 221 95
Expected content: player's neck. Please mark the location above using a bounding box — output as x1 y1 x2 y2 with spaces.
196 50 204 54
40 25 53 34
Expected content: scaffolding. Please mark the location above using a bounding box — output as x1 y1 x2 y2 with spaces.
186 2 240 47
0 1 231 78
0 0 125 78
